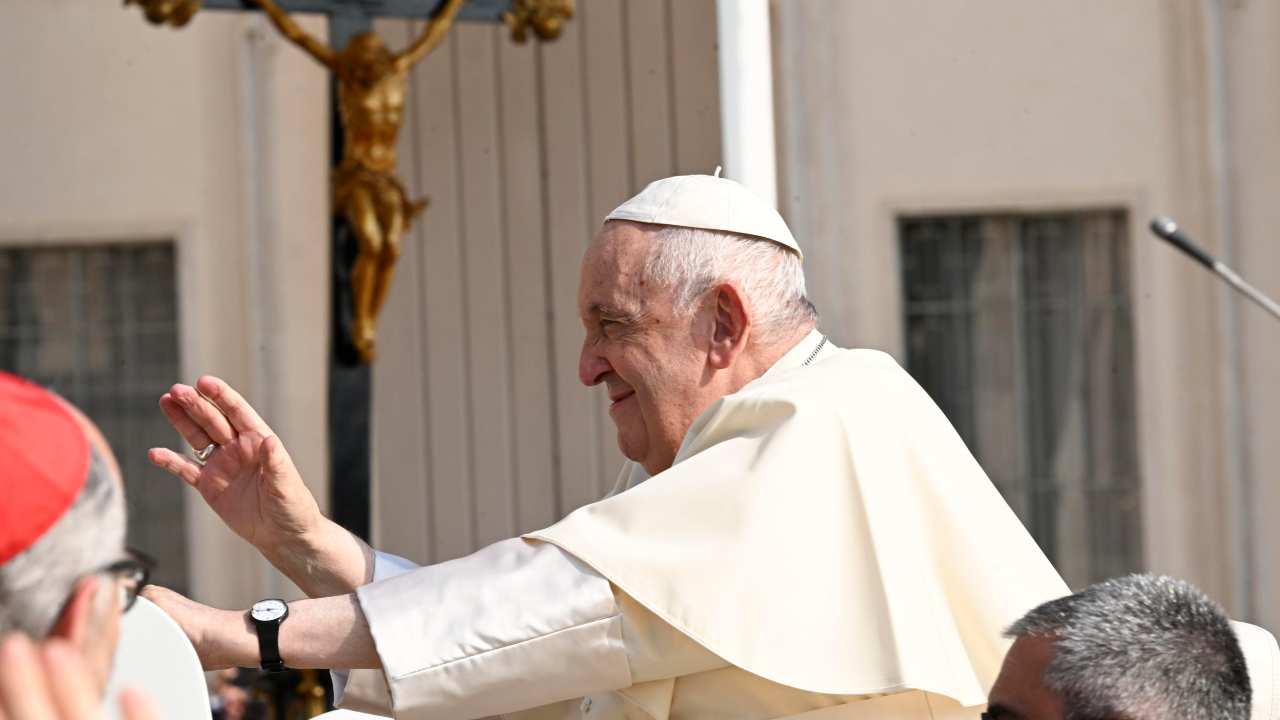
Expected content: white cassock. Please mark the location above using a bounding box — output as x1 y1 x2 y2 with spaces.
334 331 1070 719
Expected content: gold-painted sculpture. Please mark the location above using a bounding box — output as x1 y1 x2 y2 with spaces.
254 0 463 362
126 0 202 27
503 0 574 43
127 0 573 363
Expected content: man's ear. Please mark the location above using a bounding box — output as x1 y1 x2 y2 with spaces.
49 575 120 693
50 576 102 645
708 282 750 369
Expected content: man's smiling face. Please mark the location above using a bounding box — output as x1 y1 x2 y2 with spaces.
576 222 709 475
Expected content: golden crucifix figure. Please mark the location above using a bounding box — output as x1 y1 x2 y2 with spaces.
253 0 464 362
124 0 202 27
503 0 574 42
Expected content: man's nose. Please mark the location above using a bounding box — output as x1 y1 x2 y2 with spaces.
579 344 611 387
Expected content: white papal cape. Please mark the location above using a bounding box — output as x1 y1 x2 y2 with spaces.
340 332 1069 719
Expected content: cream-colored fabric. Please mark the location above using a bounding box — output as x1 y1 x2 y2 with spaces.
348 545 971 720
604 174 802 257
333 551 423 713
528 332 1070 707
1234 621 1280 720
502 691 972 720
531 590 977 720
351 539 630 719
346 331 1065 719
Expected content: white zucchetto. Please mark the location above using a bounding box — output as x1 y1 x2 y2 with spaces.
605 174 803 259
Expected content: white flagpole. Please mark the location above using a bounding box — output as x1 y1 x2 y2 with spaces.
716 0 777 208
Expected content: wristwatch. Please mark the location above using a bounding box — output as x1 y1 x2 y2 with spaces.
249 598 289 672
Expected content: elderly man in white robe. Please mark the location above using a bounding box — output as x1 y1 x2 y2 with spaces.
143 175 1069 720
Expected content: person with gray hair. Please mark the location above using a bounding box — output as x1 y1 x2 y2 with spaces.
986 574 1256 720
0 447 127 639
145 174 1069 719
643 223 818 347
0 371 156 719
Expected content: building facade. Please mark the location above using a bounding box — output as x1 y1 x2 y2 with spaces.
2 0 1276 635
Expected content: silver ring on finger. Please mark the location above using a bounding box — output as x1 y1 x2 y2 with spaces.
193 442 218 466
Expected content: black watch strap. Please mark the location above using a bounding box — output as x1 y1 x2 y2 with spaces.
256 620 285 672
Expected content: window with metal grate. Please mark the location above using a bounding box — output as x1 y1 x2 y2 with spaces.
899 211 1141 588
0 241 188 596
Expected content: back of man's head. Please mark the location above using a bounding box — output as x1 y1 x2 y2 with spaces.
997 573 1251 720
0 372 127 655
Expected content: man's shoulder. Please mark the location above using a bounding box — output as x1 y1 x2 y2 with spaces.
675 346 929 464
743 346 911 404
689 346 928 446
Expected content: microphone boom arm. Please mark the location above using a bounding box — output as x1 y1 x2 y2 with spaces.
1149 216 1280 322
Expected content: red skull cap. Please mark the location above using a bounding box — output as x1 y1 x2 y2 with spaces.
0 372 90 565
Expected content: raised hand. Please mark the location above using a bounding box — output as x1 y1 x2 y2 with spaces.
149 376 322 552
150 377 373 597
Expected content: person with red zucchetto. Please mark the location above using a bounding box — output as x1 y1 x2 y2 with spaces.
0 371 157 719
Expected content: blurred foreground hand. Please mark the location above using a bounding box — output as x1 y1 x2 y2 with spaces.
0 634 158 720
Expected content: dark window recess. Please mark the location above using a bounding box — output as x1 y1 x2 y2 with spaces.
900 211 1141 587
0 242 189 596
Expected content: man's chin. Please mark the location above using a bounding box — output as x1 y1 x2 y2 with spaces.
616 437 676 476
611 426 644 465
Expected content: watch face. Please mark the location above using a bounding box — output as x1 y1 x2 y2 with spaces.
251 599 287 622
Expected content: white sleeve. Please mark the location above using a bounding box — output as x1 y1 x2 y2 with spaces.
330 551 423 710
370 551 422 582
349 538 632 719
615 589 727 684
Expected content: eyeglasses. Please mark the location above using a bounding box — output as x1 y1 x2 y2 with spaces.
100 547 156 613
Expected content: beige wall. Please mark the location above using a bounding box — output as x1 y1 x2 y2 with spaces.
774 0 1276 627
370 0 723 564
1219 0 1280 629
0 1 329 608
6 0 1275 636
0 0 721 604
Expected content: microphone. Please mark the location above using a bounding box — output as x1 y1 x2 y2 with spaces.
1149 216 1280 322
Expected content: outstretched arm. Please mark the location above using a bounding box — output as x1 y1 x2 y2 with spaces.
141 587 380 672
396 0 465 70
252 0 338 69
142 539 679 717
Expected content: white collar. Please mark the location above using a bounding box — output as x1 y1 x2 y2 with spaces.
761 328 830 380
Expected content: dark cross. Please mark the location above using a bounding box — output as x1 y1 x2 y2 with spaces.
198 0 517 49
133 0 560 541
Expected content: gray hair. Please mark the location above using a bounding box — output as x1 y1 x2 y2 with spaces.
0 445 127 637
1006 574 1251 720
643 225 817 346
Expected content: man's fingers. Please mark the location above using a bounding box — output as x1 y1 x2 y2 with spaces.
118 689 160 720
148 448 202 487
41 642 100 719
0 635 55 720
260 434 298 480
168 384 236 446
159 394 214 452
196 376 271 436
